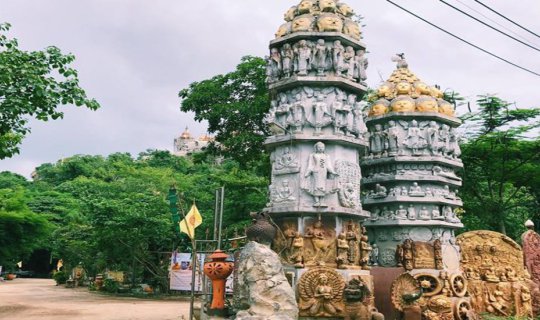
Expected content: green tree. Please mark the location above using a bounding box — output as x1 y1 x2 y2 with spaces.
0 23 100 159
459 95 540 238
0 186 50 268
179 56 269 167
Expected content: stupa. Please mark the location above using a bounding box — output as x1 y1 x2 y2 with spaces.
361 56 470 318
263 0 378 319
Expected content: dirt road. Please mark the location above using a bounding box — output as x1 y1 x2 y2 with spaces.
0 279 191 320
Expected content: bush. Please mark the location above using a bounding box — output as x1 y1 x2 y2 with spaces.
103 278 119 293
53 271 68 285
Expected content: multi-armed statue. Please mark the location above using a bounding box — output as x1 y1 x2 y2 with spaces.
263 1 379 319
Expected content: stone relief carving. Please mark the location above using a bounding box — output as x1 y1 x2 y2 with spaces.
335 160 361 208
269 179 297 204
266 86 368 138
458 230 533 318
272 146 301 175
266 38 367 83
364 119 462 159
298 266 345 317
363 163 461 182
303 142 339 207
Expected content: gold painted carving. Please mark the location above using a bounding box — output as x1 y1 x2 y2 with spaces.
298 266 345 317
458 230 533 318
391 273 425 312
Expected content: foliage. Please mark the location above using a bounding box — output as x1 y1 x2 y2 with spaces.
0 186 50 267
179 56 269 167
103 278 120 293
4 150 266 290
459 95 540 238
0 22 100 159
52 270 68 284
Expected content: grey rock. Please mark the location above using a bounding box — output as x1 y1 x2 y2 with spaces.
233 241 298 320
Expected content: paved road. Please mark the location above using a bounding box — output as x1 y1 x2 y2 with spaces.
0 279 191 320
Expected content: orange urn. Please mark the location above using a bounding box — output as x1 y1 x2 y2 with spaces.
203 250 234 310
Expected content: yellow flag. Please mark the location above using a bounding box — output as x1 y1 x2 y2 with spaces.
179 204 203 239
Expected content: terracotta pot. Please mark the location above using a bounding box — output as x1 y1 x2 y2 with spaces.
6 274 16 280
203 250 234 310
95 274 104 290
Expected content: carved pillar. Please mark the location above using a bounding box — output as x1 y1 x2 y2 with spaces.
264 1 373 319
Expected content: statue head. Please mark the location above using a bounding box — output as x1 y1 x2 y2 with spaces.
275 22 292 38
319 0 337 12
377 82 394 98
297 0 315 14
271 47 279 56
292 15 314 32
317 13 343 32
369 99 390 116
284 6 297 22
374 124 383 131
438 99 455 116
317 38 325 46
319 274 329 284
414 81 430 95
282 179 289 187
396 81 412 95
390 96 415 112
416 96 438 112
314 141 326 152
279 93 288 103
337 3 354 17
343 19 361 40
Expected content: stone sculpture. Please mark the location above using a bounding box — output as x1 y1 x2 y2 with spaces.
313 39 329 76
303 142 338 206
298 266 345 317
458 230 533 318
522 220 540 315
318 13 344 32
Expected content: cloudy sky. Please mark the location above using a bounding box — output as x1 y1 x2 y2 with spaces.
1 0 539 177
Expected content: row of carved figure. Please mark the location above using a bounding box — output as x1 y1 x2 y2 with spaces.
266 39 367 83
276 11 361 40
363 164 461 182
466 275 535 318
369 95 455 117
278 220 371 270
366 183 460 200
367 120 461 159
370 204 461 223
266 89 368 137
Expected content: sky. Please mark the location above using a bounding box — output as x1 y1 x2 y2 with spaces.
1 0 539 177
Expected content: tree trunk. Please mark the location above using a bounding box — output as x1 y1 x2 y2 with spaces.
498 218 507 235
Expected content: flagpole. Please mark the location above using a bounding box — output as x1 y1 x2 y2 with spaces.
175 192 199 320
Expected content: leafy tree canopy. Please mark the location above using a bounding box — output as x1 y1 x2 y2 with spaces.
459 95 540 238
0 23 100 159
179 56 269 167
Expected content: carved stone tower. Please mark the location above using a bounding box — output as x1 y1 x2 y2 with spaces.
263 1 375 319
361 56 463 269
362 56 468 318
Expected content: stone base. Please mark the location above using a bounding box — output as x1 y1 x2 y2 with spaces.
371 267 404 320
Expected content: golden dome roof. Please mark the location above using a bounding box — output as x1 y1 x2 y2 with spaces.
367 54 456 117
275 0 361 40
180 127 192 140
